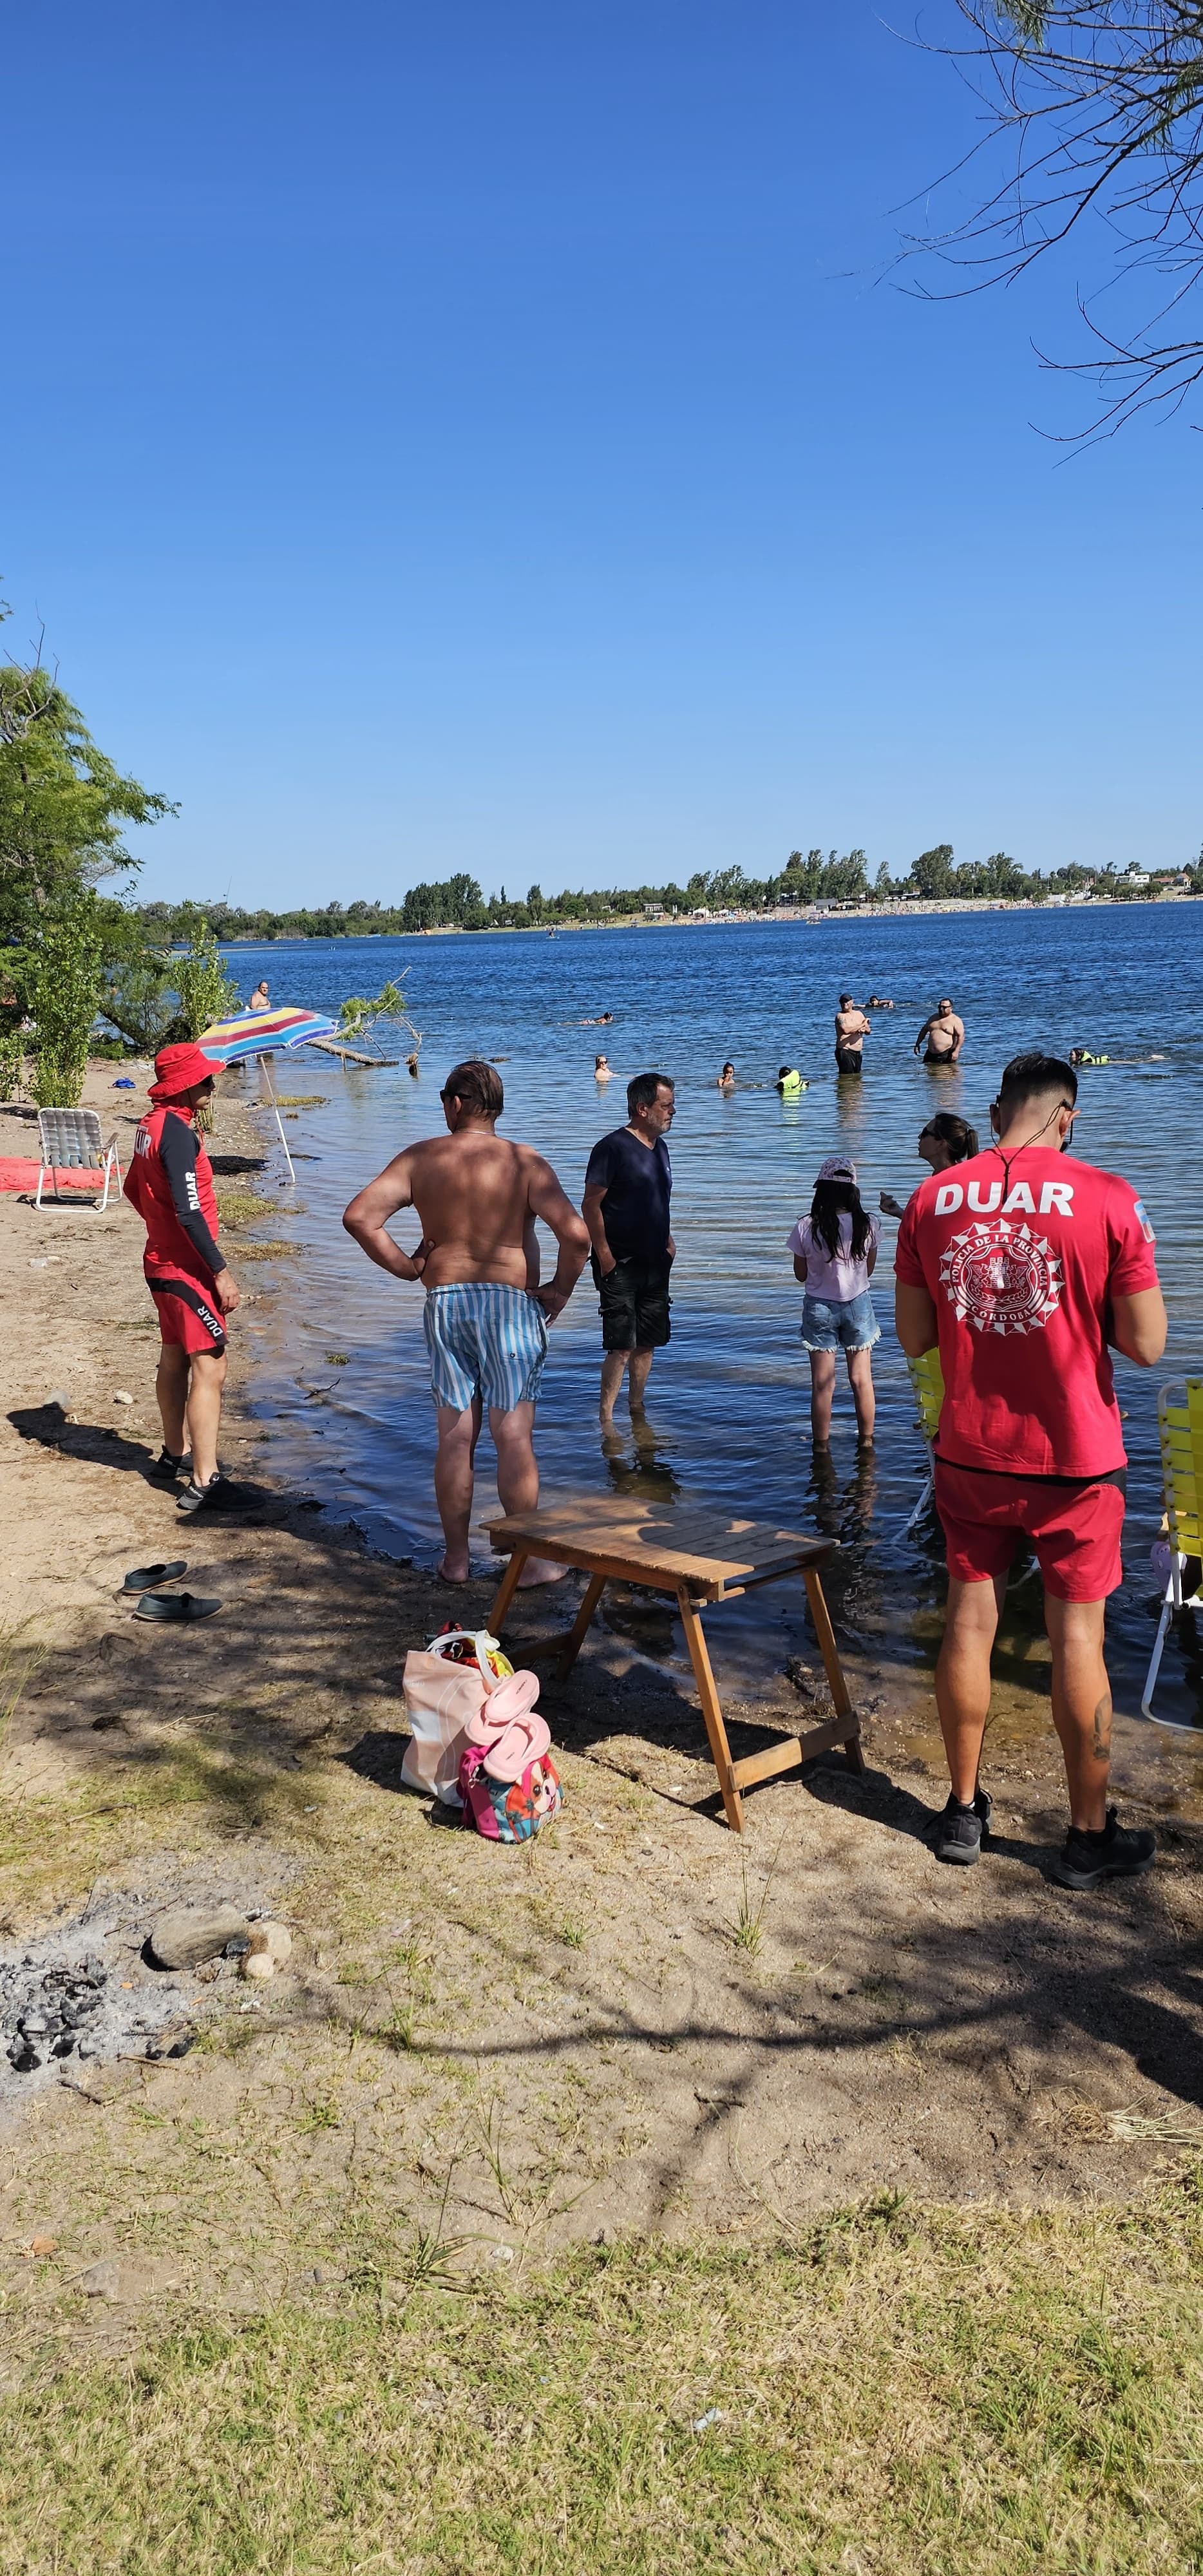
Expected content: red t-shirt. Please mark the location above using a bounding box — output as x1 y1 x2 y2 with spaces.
895 1147 1159 1477
122 1104 223 1286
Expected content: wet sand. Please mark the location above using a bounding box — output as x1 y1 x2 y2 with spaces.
1 1060 1202 2338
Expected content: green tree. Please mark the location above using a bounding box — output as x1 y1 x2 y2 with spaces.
0 643 173 933
19 893 105 1108
874 860 895 898
171 913 238 1039
908 842 958 899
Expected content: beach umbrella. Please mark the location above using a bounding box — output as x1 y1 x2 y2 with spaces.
197 1005 341 1182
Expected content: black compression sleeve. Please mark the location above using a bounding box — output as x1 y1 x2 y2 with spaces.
158 1116 225 1276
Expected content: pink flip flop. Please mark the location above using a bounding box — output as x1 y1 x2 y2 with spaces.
463 1669 550 1781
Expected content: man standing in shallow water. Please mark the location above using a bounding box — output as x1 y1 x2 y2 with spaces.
343 1060 589 1586
583 1072 676 1426
834 994 871 1074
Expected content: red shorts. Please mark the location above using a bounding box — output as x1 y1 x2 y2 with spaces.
147 1273 227 1357
934 1459 1125 1602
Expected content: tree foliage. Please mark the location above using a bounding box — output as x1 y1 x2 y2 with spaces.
910 3 1203 432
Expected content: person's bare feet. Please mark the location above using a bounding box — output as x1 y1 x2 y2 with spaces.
437 1558 470 1584
516 1557 571 1587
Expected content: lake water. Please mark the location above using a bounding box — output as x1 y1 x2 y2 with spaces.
219 907 1203 1747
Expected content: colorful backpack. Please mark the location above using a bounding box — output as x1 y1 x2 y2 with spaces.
457 1669 564 1842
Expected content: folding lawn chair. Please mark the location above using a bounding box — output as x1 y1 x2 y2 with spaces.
34 1108 123 1212
1142 1379 1203 1721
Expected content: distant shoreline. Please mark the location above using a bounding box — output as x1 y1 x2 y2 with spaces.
219 893 1201 943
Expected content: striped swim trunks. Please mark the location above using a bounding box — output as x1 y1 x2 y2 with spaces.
423 1283 549 1414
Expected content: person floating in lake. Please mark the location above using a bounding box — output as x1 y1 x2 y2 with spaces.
895 1049 1166 1888
879 1113 980 1220
594 1054 613 1082
717 1062 736 1089
867 995 895 1009
776 1066 807 1097
834 994 871 1075
342 1059 589 1587
789 1154 880 1449
1070 1046 1166 1066
914 997 965 1065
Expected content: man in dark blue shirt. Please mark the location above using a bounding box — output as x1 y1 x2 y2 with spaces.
582 1072 676 1425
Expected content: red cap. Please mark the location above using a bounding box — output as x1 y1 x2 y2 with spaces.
148 1041 225 1101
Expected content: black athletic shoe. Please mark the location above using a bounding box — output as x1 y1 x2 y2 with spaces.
1051 1806 1156 1890
149 1448 187 1485
933 1788 992 1866
176 1472 252 1518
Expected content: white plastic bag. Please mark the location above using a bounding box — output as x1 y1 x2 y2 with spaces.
401 1651 486 1803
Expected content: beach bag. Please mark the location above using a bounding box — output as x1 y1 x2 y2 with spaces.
457 1669 564 1842
401 1653 486 1802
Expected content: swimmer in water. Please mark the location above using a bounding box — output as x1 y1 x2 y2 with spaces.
834 994 871 1074
717 1062 736 1089
914 998 965 1065
777 1065 807 1097
879 1112 980 1220
867 995 895 1010
594 1054 613 1081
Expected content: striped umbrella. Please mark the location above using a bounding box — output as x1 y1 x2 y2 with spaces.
197 1006 342 1182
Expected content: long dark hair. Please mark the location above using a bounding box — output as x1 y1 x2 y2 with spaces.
925 1112 979 1162
810 1179 871 1262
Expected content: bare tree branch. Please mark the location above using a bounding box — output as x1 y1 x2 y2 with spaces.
900 3 1203 433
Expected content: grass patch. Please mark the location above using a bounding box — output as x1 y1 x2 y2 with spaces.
271 1094 327 1108
214 1188 279 1229
3 2193 1203 2571
236 1240 301 1262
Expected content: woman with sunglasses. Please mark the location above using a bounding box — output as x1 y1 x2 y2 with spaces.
879 1113 979 1221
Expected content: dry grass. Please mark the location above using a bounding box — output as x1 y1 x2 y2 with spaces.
3 2189 1203 2573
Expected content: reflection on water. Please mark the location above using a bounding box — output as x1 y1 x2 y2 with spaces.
226 907 1203 1742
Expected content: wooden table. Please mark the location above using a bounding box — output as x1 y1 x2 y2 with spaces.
484 1499 864 1833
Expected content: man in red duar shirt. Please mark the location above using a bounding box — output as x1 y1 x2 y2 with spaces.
895 1052 1166 1889
124 1041 243 1517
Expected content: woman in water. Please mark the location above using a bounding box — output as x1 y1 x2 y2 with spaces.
717 1061 736 1088
878 1112 979 1220
594 1054 613 1081
788 1154 880 1447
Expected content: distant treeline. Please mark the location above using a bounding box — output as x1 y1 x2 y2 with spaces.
135 846 1200 941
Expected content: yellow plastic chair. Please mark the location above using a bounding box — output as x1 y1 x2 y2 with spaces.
1143 1379 1203 1719
898 1347 944 1543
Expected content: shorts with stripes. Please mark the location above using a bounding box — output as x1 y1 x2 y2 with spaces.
423 1283 549 1414
147 1271 227 1356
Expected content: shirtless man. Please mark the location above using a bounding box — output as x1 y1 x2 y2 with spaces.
915 997 965 1065
834 994 871 1075
343 1059 590 1585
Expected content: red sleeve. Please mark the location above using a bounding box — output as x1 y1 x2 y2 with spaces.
1108 1182 1160 1297
895 1193 927 1287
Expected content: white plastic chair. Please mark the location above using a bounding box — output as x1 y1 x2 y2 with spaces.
1143 1379 1203 1721
35 1108 122 1212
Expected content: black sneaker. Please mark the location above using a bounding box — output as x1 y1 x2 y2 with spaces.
177 1472 252 1518
1051 1806 1155 1890
149 1448 187 1484
933 1788 992 1865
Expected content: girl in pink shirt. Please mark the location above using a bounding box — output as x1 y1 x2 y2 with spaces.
788 1155 880 1446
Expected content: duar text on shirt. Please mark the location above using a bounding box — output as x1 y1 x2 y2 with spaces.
894 1146 1159 1477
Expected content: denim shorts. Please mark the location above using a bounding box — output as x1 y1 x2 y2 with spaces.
799 1289 880 1353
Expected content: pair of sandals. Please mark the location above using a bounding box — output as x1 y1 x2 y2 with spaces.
466 1669 549 1782
121 1561 222 1623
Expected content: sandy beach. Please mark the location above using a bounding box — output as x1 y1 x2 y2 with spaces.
0 1057 1199 2391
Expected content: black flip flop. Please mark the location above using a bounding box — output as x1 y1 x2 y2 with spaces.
122 1560 188 1593
133 1591 222 1623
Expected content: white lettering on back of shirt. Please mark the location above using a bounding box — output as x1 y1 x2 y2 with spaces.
1003 1182 1036 1213
967 1180 1002 1213
1039 1180 1074 1217
934 1182 963 1215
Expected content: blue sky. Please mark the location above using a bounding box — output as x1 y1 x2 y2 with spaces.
4 1 1199 902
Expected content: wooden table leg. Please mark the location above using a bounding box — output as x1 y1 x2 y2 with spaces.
676 1587 744 1833
488 1548 530 1637
556 1572 607 1680
802 1566 866 1774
